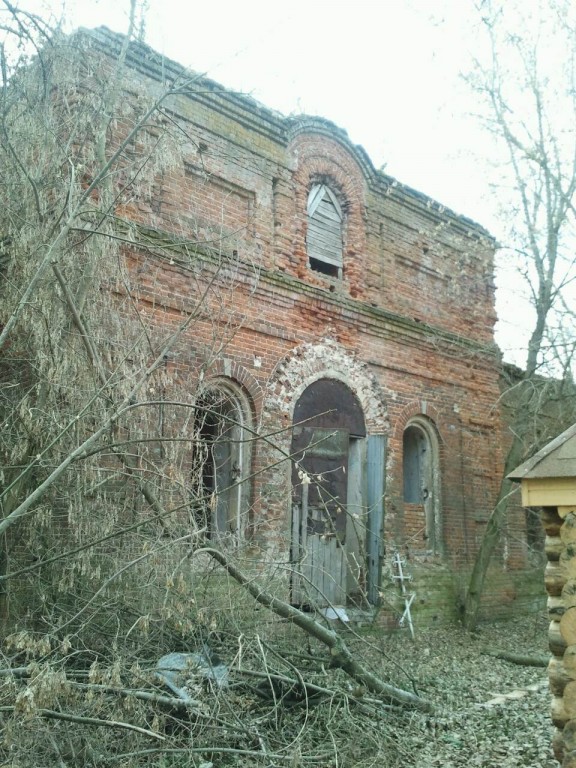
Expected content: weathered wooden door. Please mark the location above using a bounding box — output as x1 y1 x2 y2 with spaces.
292 426 350 605
291 379 366 607
366 435 386 605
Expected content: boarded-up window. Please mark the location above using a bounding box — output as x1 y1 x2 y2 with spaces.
307 184 343 278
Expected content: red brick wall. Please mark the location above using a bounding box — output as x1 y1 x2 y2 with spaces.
90 29 533 617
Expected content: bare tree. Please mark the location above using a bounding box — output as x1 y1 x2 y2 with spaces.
463 0 576 629
0 5 433 764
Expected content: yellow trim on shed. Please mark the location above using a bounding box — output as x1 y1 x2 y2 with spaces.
520 477 576 507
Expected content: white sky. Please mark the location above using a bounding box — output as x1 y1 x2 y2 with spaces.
16 0 538 365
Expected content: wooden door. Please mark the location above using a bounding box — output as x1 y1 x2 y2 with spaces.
292 426 349 606
366 435 386 605
290 378 367 607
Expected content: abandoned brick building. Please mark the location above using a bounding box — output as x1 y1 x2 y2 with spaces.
34 27 541 623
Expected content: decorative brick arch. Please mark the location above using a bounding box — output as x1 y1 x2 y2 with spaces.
393 401 443 443
264 338 388 435
202 358 264 420
287 117 377 182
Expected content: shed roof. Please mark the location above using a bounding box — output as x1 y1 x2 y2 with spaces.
508 423 576 480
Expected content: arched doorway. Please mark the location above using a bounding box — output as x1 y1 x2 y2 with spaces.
290 378 367 607
402 417 442 553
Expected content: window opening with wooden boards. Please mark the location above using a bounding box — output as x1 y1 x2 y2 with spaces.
307 184 343 278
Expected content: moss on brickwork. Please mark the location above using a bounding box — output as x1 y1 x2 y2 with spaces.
381 562 546 631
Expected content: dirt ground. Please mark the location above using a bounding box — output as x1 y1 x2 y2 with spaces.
0 613 558 767
376 614 556 768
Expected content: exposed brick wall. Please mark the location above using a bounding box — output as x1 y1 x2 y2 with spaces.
85 28 535 621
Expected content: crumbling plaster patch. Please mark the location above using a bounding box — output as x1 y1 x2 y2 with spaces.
252 337 389 555
265 337 388 432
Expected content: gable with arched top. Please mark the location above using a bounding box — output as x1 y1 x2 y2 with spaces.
286 124 369 298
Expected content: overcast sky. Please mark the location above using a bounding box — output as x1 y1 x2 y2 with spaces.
16 0 535 364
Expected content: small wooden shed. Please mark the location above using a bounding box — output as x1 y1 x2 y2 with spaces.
509 423 576 766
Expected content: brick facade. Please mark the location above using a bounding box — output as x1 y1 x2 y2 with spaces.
85 28 537 622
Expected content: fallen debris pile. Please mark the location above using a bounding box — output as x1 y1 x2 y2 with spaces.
0 616 556 767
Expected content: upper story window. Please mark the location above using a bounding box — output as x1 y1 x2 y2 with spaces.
307 184 343 278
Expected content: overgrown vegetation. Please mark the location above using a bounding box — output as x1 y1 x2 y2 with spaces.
463 0 576 629
0 615 555 766
0 3 432 763
0 1 565 764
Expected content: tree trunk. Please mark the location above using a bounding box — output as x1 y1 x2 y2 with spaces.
462 434 524 631
203 547 433 712
481 647 549 667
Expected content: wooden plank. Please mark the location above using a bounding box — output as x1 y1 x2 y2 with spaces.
307 185 325 214
337 543 346 604
324 537 334 604
521 478 576 507
308 243 342 265
367 435 386 605
308 233 337 248
307 184 342 218
313 536 324 604
307 197 342 268
291 503 302 603
306 531 348 607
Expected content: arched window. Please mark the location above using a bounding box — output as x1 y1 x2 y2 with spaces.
307 184 343 278
192 381 252 542
403 427 427 504
402 418 442 554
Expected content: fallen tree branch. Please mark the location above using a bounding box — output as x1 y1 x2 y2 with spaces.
0 670 203 709
0 671 203 709
69 681 203 710
0 667 28 677
102 746 327 763
201 547 433 712
234 667 337 701
0 706 164 740
234 667 396 713
480 648 549 667
41 707 165 740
